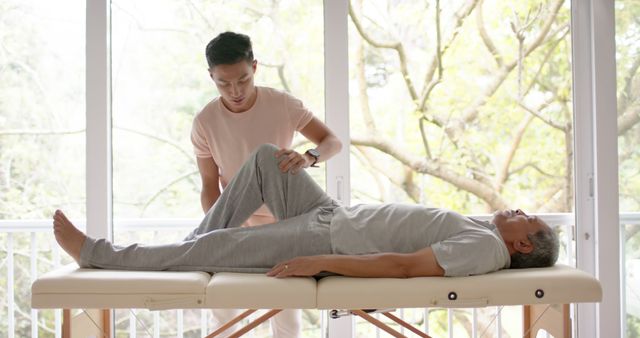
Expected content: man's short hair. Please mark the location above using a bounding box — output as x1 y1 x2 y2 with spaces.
510 226 560 269
206 32 254 68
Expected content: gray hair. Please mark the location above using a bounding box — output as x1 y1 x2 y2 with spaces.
510 227 560 269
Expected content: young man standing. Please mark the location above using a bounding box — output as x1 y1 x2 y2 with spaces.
190 32 342 338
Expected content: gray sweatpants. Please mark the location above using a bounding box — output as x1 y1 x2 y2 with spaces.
79 144 339 273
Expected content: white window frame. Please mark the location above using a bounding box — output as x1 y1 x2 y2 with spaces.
323 3 351 337
571 0 621 337
86 0 112 241
85 0 622 336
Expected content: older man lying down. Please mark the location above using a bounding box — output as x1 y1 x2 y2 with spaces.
53 144 559 278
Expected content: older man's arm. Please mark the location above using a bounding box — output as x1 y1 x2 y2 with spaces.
267 247 445 278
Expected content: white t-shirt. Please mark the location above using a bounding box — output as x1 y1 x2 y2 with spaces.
329 204 511 277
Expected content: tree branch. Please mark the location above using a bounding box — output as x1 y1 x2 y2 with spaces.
350 136 507 209
476 0 503 67
418 0 479 112
402 167 421 203
533 184 564 212
418 0 445 111
618 53 640 113
359 148 422 203
508 162 564 178
356 145 421 203
0 129 85 136
517 96 566 130
419 117 433 159
185 0 216 33
618 101 640 135
347 0 399 49
4 60 61 125
523 25 570 97
140 170 199 216
353 0 378 133
259 62 291 93
521 1 564 60
353 145 386 200
616 52 640 135
348 0 419 101
115 126 194 162
495 114 534 191
460 0 565 125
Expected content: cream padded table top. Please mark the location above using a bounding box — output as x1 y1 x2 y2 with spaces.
32 264 602 310
31 264 210 310
316 264 602 309
206 273 316 309
32 265 317 310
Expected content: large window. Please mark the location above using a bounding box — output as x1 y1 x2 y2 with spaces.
0 1 85 336
348 0 572 335
110 0 324 335
349 0 572 212
616 1 640 337
0 1 630 337
0 1 86 218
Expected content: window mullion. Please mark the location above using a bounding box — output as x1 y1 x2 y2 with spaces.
571 0 621 337
590 0 622 336
86 0 112 240
324 0 350 206
324 0 351 337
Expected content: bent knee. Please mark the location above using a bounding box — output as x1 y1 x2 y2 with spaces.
253 143 280 166
255 143 279 154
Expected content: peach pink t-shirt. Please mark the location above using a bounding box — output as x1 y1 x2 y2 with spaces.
191 86 314 224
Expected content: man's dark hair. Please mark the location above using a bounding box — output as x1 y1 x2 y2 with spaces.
510 226 560 269
206 32 254 68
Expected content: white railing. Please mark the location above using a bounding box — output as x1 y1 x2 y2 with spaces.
2 213 639 337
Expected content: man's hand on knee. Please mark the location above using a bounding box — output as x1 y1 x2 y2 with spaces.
274 148 313 175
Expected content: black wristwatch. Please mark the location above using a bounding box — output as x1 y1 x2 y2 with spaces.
305 149 320 167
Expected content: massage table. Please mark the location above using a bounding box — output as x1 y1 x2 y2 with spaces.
32 264 601 338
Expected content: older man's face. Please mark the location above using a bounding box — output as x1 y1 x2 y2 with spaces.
492 209 548 243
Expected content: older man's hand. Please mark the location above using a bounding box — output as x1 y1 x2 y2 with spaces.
267 256 325 278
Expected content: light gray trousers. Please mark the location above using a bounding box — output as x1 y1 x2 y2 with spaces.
79 144 338 273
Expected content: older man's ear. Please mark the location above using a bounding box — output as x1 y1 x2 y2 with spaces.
513 238 534 254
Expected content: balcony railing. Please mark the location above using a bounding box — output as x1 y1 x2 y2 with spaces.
2 213 639 337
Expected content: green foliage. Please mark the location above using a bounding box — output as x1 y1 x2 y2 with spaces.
628 313 640 338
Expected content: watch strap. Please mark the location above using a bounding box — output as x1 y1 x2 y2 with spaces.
305 149 320 167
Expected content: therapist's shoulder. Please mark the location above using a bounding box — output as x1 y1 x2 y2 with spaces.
259 86 304 104
258 86 289 96
193 98 225 125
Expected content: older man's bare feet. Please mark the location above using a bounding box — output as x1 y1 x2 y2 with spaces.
53 210 86 263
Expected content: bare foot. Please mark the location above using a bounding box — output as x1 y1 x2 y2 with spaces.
53 210 86 263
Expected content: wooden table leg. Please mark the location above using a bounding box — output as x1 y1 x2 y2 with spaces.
352 310 406 338
523 304 571 338
63 309 71 338
382 312 432 338
206 310 257 338
101 309 111 337
61 309 112 338
227 310 282 338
